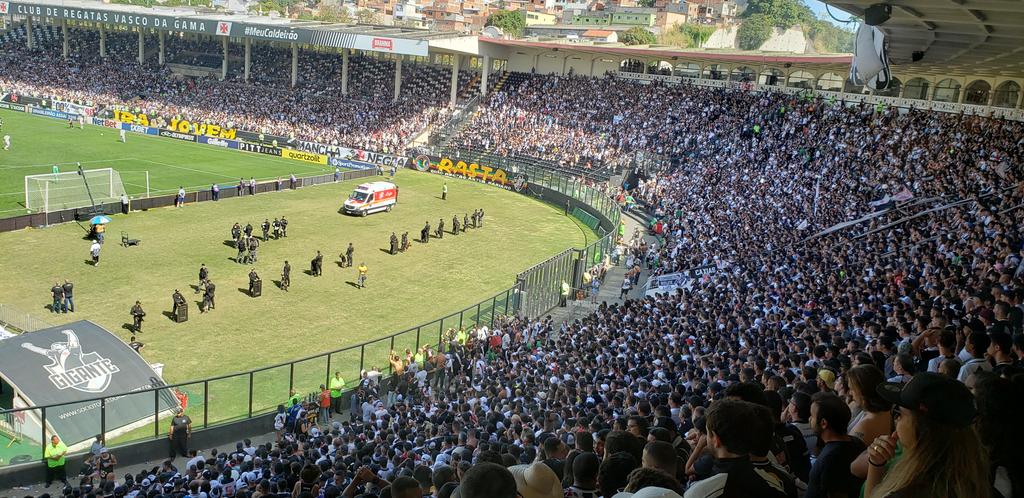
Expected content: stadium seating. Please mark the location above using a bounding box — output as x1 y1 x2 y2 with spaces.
2 23 1023 498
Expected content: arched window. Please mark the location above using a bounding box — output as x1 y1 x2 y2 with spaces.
903 78 930 100
730 66 755 82
787 70 814 89
702 64 726 80
992 81 1021 108
816 72 843 91
874 77 902 97
674 62 700 79
963 80 991 105
759 68 784 86
933 78 962 103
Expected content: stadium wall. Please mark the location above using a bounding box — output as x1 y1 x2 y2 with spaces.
0 155 620 483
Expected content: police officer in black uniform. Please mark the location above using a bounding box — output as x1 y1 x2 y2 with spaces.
244 222 253 238
236 237 246 264
390 232 399 255
130 301 145 332
436 218 444 239
479 208 485 227
172 289 186 318
231 222 241 240
452 215 460 235
463 213 470 232
272 218 281 239
345 243 354 268
202 281 216 312
248 268 260 296
280 216 288 237
197 264 209 294
261 219 271 241
312 250 323 276
247 236 259 263
422 221 431 243
281 261 291 291
401 232 409 252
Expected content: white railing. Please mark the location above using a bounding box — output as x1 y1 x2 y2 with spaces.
613 71 1024 122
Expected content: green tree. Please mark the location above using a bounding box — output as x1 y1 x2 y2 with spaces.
485 10 526 37
620 26 656 46
317 3 353 23
807 19 854 53
742 0 812 28
356 8 381 24
680 23 715 47
637 0 655 7
736 13 772 50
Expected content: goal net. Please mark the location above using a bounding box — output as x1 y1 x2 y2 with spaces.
25 168 128 213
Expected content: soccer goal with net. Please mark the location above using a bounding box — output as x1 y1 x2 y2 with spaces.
25 167 128 213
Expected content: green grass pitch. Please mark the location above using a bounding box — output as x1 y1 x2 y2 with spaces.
0 108 333 218
0 109 596 440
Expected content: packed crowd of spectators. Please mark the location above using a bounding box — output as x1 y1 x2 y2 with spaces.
0 26 476 153
5 22 1024 498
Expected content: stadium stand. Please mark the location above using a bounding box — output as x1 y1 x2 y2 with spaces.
3 17 1023 498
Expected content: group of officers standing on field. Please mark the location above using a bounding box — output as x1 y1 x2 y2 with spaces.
231 217 288 265
413 208 485 250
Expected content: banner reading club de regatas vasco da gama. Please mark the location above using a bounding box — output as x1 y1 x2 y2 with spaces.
1 1 428 56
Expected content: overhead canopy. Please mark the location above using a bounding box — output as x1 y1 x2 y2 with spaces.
824 0 1024 77
0 321 177 446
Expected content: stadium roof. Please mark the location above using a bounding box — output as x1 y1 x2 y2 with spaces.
483 38 852 70
824 0 1024 77
3 0 464 56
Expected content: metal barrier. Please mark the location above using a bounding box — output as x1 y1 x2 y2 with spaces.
0 303 53 334
0 156 619 467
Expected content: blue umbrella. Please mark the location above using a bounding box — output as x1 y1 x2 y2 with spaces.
90 215 112 225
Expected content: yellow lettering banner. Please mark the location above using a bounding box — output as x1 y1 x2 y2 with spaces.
282 148 328 165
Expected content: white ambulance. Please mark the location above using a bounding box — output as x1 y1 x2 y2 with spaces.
343 181 398 216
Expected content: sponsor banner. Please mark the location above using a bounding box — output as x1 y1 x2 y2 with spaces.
159 129 197 142
328 156 376 171
0 101 27 112
199 136 238 149
110 110 237 139
238 142 283 157
683 264 716 279
350 34 428 57
298 140 409 168
236 130 292 147
30 107 76 120
125 123 160 136
421 156 512 189
282 148 328 165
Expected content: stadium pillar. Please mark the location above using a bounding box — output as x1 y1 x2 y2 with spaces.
291 42 298 88
244 38 251 82
341 49 350 96
61 20 68 59
449 54 461 107
25 16 33 50
394 56 403 103
158 31 165 65
480 55 490 96
100 27 106 58
221 36 229 81
137 30 144 65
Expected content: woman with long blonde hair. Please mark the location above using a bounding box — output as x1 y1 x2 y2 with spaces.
866 372 990 498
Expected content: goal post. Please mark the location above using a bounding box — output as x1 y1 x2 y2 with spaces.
25 168 127 213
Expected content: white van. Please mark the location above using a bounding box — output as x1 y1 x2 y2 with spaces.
343 181 398 216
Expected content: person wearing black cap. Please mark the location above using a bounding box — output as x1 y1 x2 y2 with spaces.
865 372 989 498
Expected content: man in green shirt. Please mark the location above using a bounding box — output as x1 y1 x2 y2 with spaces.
286 389 302 408
44 435 69 488
329 371 346 416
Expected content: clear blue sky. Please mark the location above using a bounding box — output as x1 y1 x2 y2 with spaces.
804 0 858 26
